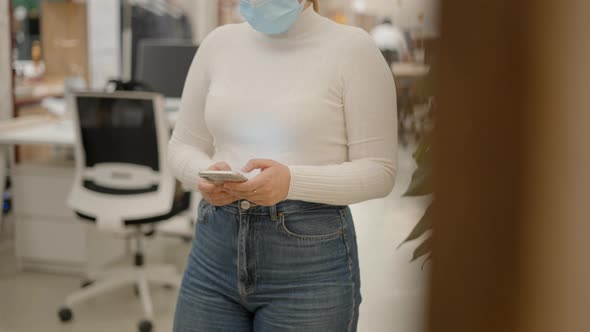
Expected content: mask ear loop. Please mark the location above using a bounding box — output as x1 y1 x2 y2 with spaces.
296 0 307 9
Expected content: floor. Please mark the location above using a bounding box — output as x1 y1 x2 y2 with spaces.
0 145 430 332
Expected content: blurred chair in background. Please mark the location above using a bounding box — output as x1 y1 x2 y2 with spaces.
57 91 191 332
381 49 400 67
371 18 409 62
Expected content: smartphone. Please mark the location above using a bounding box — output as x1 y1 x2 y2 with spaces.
198 171 248 185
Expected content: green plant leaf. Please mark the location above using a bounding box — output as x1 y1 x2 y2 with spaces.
398 202 435 248
421 254 432 270
405 137 434 196
402 134 436 264
412 136 432 164
411 236 432 262
404 160 433 196
415 76 433 101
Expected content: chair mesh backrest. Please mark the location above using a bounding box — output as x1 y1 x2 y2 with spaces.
381 49 400 66
76 96 159 171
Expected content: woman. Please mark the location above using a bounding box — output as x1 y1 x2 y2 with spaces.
169 0 397 330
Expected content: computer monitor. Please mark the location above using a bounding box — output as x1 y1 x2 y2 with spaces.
135 40 198 98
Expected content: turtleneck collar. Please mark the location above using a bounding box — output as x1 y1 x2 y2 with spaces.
252 4 323 40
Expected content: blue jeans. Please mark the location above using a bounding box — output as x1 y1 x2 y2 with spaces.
173 199 361 331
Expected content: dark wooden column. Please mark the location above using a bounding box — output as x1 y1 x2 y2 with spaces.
429 1 590 332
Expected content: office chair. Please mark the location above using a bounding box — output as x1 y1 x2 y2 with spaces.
381 49 400 66
57 91 191 332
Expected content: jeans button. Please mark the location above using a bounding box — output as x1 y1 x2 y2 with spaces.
240 201 251 210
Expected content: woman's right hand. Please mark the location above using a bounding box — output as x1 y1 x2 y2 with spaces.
198 162 240 206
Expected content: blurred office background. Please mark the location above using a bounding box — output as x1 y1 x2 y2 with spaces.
0 1 439 331
3 1 590 332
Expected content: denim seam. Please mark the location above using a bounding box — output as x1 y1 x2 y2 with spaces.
278 214 343 241
247 216 258 295
237 213 247 301
339 208 356 332
270 205 278 221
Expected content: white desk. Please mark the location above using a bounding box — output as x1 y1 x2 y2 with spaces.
0 104 179 206
0 101 184 274
0 120 75 146
392 62 430 78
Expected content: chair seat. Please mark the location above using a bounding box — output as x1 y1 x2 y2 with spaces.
76 191 191 226
83 180 159 195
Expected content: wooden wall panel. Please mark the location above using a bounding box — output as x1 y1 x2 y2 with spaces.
0 0 13 121
40 1 89 80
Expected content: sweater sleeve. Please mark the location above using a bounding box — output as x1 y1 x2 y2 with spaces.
167 31 218 191
286 31 398 205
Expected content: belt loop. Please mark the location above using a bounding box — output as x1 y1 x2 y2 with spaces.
270 204 278 221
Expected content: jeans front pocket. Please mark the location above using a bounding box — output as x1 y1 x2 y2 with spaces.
279 207 344 241
196 199 213 225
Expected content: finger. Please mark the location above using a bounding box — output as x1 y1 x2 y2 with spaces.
198 180 218 193
223 170 269 192
200 182 229 196
246 194 265 203
221 189 262 204
228 186 268 197
212 197 237 206
223 178 265 193
209 161 232 171
241 159 275 173
228 190 258 200
219 186 235 194
211 191 238 200
248 196 273 206
224 187 258 200
210 193 239 206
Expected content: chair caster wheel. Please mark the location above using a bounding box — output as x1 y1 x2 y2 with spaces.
138 319 153 332
58 307 73 322
81 279 94 288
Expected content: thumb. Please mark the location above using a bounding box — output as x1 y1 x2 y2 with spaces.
242 159 275 173
210 161 232 171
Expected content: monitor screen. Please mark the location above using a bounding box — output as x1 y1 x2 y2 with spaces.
135 40 198 98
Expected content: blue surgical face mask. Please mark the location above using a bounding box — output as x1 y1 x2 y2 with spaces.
240 0 306 35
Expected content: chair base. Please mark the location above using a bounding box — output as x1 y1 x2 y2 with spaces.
58 264 181 330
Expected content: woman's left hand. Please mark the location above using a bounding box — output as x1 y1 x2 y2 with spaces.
223 159 291 206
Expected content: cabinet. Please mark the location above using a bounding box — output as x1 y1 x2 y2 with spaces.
12 161 126 275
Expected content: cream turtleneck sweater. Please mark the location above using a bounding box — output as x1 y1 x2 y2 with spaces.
168 7 398 205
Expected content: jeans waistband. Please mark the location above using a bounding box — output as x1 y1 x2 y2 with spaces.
214 199 347 221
